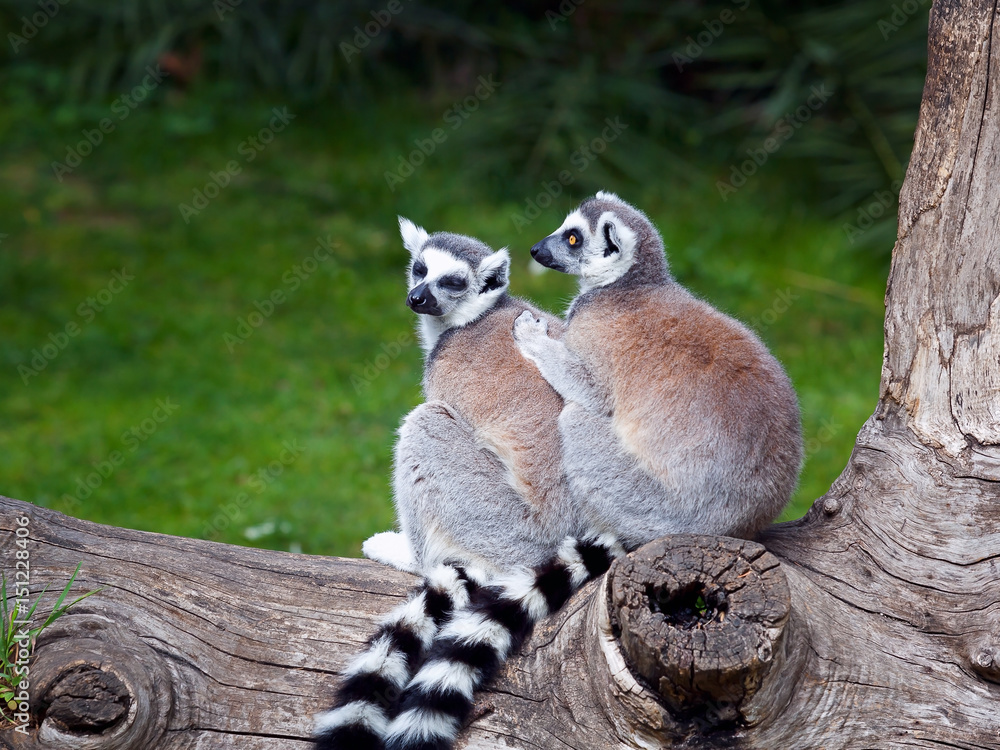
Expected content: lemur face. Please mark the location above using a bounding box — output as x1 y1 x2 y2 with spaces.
530 191 638 290
398 217 509 326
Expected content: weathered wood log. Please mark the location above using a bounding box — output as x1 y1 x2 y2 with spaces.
0 501 417 749
2 0 999 746
0 501 792 749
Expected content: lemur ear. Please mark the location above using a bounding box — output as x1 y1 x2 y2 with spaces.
603 221 622 257
398 216 429 255
477 248 509 293
596 190 625 204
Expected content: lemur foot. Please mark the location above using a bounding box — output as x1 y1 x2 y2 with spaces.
362 531 419 574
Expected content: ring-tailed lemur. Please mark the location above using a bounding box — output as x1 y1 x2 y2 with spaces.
516 191 804 547
314 221 622 750
382 194 802 750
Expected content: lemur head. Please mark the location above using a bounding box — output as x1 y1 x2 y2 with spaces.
399 217 510 329
530 191 669 291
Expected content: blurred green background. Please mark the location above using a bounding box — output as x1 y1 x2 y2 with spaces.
0 0 926 556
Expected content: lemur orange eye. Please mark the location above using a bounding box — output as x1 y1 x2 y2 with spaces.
569 235 577 245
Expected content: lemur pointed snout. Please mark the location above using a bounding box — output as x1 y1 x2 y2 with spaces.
530 237 563 271
406 283 443 316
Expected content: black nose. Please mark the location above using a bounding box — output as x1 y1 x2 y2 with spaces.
530 238 558 269
406 283 442 315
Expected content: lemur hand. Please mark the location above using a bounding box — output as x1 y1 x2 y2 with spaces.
513 309 551 362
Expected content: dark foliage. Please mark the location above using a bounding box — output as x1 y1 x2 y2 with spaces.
1 0 928 249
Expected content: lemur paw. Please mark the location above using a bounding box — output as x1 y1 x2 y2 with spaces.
513 310 550 360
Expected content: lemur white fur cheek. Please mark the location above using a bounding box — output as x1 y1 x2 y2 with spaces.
579 212 638 291
440 286 505 330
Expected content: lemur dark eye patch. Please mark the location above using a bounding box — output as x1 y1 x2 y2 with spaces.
412 261 427 278
438 275 468 292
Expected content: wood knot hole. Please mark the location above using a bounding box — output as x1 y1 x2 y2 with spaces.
970 645 1000 683
41 664 131 734
646 581 728 629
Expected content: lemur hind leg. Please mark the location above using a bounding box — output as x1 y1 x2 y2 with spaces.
393 400 572 576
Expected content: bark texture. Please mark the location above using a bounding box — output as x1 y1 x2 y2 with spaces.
0 501 416 749
2 0 999 747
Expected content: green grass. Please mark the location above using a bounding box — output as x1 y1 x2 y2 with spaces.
0 85 889 557
1 563 99 724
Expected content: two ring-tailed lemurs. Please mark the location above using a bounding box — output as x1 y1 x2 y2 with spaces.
380 194 803 750
314 221 621 750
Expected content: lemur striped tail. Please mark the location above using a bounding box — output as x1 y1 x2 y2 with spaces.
313 564 481 750
383 535 625 750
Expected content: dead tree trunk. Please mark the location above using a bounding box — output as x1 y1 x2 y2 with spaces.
2 0 998 747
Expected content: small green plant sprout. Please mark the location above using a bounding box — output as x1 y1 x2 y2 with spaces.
0 564 101 726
